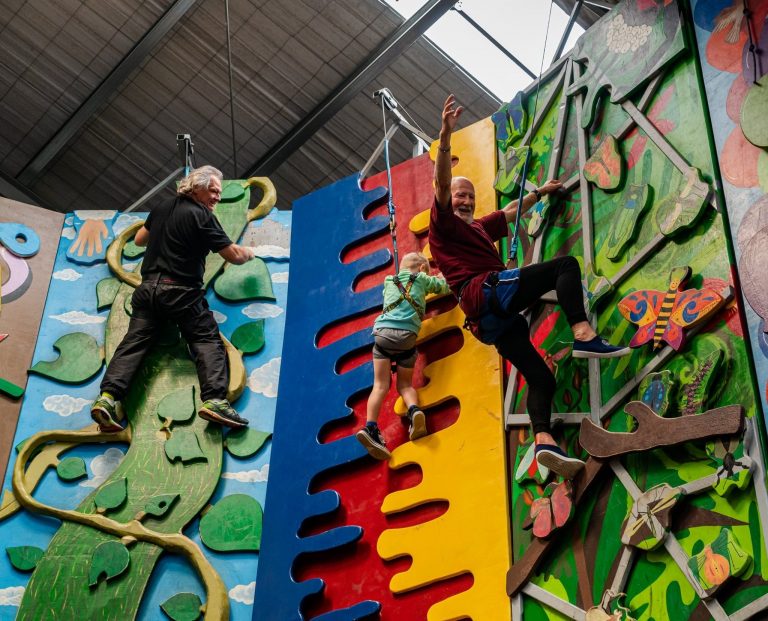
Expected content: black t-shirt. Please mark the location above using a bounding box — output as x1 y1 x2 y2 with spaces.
141 196 232 288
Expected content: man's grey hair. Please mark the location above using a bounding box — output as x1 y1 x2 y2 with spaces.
177 165 223 196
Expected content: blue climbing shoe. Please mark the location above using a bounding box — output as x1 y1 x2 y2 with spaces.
535 443 585 479
572 336 631 359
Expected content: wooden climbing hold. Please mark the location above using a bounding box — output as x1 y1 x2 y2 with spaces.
579 402 743 459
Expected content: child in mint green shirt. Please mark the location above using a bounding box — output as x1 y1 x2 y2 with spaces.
356 252 449 460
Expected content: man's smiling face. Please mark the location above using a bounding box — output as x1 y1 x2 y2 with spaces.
451 176 476 224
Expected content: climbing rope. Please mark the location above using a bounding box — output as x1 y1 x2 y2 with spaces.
379 93 401 272
508 0 555 265
224 0 238 175
743 0 759 85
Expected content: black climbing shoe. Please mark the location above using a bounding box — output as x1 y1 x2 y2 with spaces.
407 405 427 441
91 393 123 433
198 399 249 428
356 424 391 460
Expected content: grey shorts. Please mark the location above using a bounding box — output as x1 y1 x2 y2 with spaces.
372 327 417 368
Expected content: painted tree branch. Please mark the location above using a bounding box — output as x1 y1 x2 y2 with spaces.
579 402 744 458
12 427 228 620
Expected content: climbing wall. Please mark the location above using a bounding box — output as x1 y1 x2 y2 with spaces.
0 182 290 620
500 1 768 619
254 119 515 619
689 1 768 419
0 200 63 481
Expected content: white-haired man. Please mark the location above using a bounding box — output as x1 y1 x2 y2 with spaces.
429 95 630 478
91 165 255 431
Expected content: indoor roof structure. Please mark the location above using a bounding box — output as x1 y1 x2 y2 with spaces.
0 0 617 214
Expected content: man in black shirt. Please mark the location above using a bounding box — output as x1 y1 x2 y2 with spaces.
91 165 256 431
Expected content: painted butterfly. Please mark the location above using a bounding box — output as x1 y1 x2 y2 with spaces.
618 266 723 351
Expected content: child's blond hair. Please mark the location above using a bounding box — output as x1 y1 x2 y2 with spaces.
400 252 429 274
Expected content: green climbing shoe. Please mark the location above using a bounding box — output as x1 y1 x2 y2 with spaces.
91 393 123 433
198 399 249 428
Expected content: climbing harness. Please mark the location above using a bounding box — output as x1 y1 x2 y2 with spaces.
381 273 425 320
507 0 555 266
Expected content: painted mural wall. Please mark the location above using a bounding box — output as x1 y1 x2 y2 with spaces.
0 200 63 481
690 0 768 418
0 183 290 620
501 1 768 619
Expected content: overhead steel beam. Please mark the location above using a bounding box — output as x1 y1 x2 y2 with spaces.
17 0 199 186
553 0 584 62
452 8 536 80
0 169 52 210
243 0 459 178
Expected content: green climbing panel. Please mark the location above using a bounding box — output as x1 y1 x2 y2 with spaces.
29 333 104 384
230 320 266 354
214 258 275 302
199 494 263 552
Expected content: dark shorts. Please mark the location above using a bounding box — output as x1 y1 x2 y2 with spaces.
372 327 417 368
477 268 521 345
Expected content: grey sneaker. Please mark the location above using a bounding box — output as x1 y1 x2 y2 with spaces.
91 394 123 433
356 425 391 460
407 406 427 441
198 399 248 428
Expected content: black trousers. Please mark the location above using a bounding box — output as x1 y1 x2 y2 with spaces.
493 256 588 435
100 278 228 402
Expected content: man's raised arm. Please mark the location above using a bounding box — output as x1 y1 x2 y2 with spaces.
434 94 463 209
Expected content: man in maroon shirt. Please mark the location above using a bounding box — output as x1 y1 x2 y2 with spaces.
429 95 630 478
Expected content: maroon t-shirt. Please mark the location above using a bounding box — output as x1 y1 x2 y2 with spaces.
429 196 508 318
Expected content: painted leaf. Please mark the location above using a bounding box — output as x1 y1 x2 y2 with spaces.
57 456 87 482
165 430 207 463
225 427 271 459
214 258 275 302
145 494 180 519
220 181 246 203
655 167 709 237
741 74 768 148
29 333 104 384
0 377 24 399
122 239 145 259
606 183 651 261
514 441 549 484
583 134 623 190
230 320 265 354
94 477 127 512
494 145 530 195
7 546 44 572
88 540 130 587
160 592 203 621
157 386 195 424
96 277 121 311
199 494 263 552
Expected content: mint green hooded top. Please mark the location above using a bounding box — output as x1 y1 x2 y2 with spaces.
373 269 450 334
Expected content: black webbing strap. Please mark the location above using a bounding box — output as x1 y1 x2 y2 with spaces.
381 273 424 319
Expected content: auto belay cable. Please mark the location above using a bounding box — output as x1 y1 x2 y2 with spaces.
508 0 555 265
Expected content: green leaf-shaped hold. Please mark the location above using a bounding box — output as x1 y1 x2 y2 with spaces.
160 592 203 621
89 540 130 587
57 456 87 481
29 333 104 384
96 277 121 311
122 239 145 259
214 258 275 302
145 493 180 518
157 386 195 424
220 181 246 203
199 494 263 552
230 320 265 354
165 430 207 463
225 427 271 459
94 477 127 513
7 546 44 572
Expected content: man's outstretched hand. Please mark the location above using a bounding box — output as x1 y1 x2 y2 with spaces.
440 94 463 137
